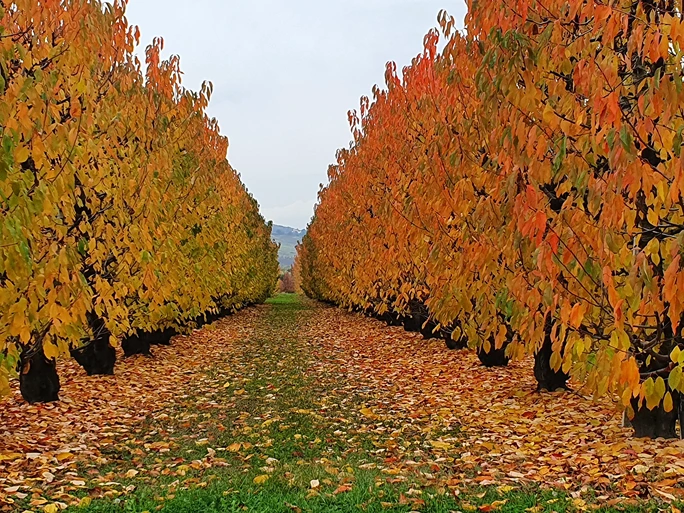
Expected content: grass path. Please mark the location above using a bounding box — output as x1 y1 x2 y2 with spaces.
1 295 680 512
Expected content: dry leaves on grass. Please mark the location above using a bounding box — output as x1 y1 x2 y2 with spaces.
3 299 684 511
0 308 262 511
302 305 684 502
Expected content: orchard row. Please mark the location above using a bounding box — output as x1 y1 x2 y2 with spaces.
0 1 280 403
295 0 684 438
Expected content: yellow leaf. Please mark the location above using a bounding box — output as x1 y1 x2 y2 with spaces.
429 440 451 450
56 452 73 461
0 373 9 396
647 208 659 227
360 407 376 418
15 146 30 164
253 474 269 485
542 104 555 126
655 376 667 400
227 443 241 452
43 505 58 513
632 464 650 474
43 341 60 361
0 452 24 461
669 366 682 391
663 392 674 413
645 237 659 258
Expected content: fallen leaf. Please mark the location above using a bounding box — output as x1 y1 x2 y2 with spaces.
253 475 269 485
429 440 451 450
333 484 352 494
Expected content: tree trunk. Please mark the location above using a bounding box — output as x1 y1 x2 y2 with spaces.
533 321 569 391
71 337 116 375
477 323 511 367
402 299 429 334
19 350 60 403
379 311 402 326
402 314 422 333
121 332 152 357
420 319 439 339
628 394 679 439
439 324 468 349
477 344 510 367
71 312 116 375
442 328 467 350
148 327 177 346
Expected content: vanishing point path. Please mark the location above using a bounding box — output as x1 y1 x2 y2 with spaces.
1 295 682 512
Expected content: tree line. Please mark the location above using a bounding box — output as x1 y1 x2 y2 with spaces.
0 0 279 403
295 0 684 438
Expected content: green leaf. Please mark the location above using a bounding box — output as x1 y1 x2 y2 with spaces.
619 126 633 152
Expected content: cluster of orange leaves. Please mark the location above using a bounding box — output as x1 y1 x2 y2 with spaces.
296 0 684 411
0 0 279 393
305 306 684 503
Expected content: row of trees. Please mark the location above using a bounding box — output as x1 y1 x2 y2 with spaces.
296 0 684 438
0 0 279 403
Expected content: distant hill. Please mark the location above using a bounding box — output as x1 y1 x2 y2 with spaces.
272 225 306 269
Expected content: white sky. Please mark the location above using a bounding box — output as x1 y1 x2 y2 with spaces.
125 1 467 229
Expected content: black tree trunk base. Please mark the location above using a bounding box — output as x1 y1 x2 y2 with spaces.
19 352 60 403
379 312 402 327
121 333 152 357
148 328 178 346
401 300 430 334
420 320 440 340
71 337 116 375
401 315 422 333
441 324 468 350
477 344 510 367
628 396 679 439
534 333 569 392
444 332 468 350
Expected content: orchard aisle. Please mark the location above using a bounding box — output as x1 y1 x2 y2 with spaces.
1 295 683 512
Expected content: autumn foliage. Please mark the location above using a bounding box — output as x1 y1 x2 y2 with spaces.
0 0 279 399
297 0 684 435
279 269 296 294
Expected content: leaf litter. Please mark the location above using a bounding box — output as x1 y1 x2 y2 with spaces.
1 298 683 512
300 304 684 505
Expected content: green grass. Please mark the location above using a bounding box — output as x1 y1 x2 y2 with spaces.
69 481 644 513
64 295 668 513
265 293 301 307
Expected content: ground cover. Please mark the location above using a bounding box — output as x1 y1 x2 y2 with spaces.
1 295 681 512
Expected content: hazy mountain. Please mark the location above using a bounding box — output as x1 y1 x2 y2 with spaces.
272 225 306 269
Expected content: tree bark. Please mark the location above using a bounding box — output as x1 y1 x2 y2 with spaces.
19 350 60 403
533 320 569 391
628 394 679 439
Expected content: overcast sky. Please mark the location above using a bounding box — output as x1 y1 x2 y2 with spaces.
125 1 466 229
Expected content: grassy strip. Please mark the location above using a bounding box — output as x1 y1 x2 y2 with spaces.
63 295 668 513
